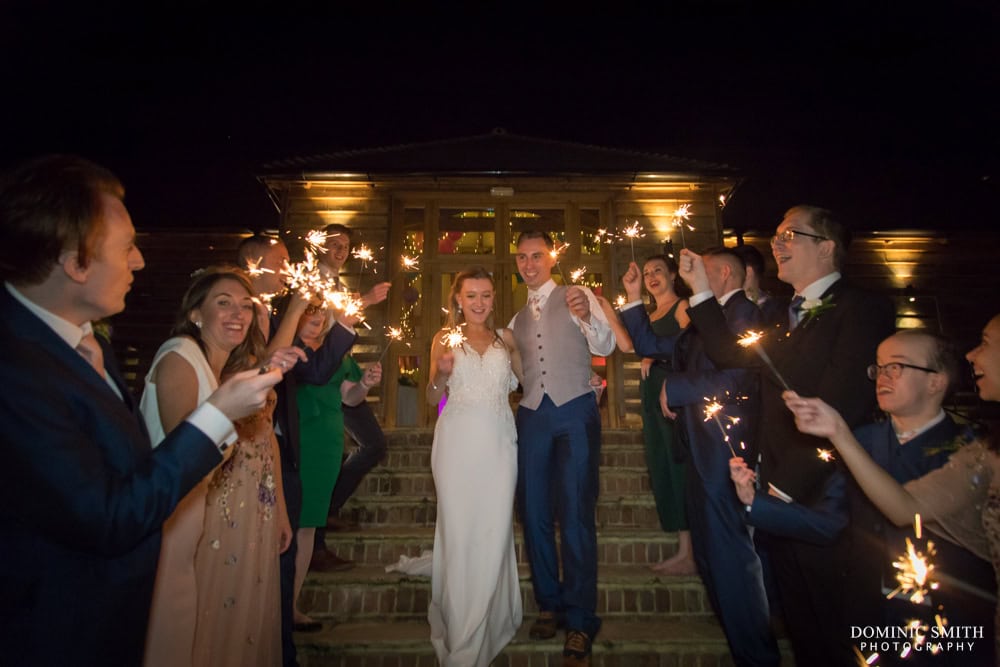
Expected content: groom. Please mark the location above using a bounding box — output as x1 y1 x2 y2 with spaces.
510 231 616 666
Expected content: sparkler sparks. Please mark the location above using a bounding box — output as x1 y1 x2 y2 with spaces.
622 220 644 263
441 325 467 349
570 266 587 284
615 294 627 309
244 256 275 278
304 229 329 254
549 243 571 283
737 330 792 391
887 514 939 605
671 204 694 248
352 245 374 264
703 398 743 457
377 325 408 362
817 448 835 462
401 255 420 272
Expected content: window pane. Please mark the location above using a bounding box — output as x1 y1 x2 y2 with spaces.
438 208 496 254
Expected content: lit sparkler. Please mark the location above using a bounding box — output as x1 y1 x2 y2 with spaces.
737 330 792 391
549 243 570 284
886 514 938 605
441 325 467 349
352 243 375 290
377 325 407 362
615 294 627 309
304 229 328 254
671 204 694 249
622 220 644 264
817 448 835 462
570 266 587 284
703 398 743 457
244 256 275 278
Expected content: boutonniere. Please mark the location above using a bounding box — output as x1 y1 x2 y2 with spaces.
799 294 835 325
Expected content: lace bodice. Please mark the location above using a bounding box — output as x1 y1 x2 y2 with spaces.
442 339 518 421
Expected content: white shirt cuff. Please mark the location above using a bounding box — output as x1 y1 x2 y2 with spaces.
688 290 714 307
187 402 238 451
620 299 644 312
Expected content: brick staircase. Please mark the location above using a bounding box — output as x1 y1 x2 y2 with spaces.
294 428 793 666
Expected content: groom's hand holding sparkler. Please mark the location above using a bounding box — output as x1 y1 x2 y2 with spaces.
565 286 591 322
678 248 711 294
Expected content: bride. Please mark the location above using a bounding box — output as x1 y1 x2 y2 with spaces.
425 266 524 666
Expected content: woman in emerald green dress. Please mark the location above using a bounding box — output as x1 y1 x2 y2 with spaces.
637 255 694 574
291 306 381 630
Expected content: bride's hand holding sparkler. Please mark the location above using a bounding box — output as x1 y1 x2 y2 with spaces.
565 286 591 322
621 261 643 302
678 249 710 294
729 457 756 505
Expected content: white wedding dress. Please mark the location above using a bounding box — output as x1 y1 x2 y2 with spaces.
428 336 523 666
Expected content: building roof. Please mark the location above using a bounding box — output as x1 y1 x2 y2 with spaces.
259 128 738 180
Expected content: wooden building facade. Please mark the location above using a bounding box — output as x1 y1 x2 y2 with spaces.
112 131 1000 428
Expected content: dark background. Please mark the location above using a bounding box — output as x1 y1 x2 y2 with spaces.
2 4 997 234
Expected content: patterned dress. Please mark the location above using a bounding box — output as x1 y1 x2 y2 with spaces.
191 390 282 667
905 440 1000 658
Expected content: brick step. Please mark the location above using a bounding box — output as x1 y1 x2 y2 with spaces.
294 617 795 667
298 564 712 624
351 466 654 499
319 525 678 568
379 429 649 470
335 494 661 529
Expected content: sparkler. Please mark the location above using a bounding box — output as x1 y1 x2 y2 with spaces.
244 256 275 279
569 266 587 285
304 229 328 254
549 243 570 284
817 448 835 462
441 325 467 349
615 294 627 309
737 331 792 391
671 204 694 249
703 398 743 457
886 514 938 605
352 243 375 290
377 326 406 363
622 220 644 264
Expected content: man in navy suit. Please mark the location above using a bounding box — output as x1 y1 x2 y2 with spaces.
620 248 780 666
510 231 616 666
679 205 896 665
0 155 285 666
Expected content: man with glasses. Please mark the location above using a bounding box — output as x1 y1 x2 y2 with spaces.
732 329 995 664
678 205 895 665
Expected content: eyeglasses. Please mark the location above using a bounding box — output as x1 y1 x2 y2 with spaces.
770 229 829 246
866 362 939 381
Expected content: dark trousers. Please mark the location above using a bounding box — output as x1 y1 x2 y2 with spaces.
277 436 302 667
516 393 602 638
685 460 780 666
315 401 387 550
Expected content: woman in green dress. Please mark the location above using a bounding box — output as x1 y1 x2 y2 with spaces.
291 306 381 630
637 255 694 574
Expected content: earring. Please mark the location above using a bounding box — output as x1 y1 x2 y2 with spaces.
457 305 462 314
195 321 203 329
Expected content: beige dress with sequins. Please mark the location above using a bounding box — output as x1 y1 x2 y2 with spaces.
191 390 282 667
904 440 1000 658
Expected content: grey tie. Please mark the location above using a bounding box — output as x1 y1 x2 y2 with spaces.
788 295 805 330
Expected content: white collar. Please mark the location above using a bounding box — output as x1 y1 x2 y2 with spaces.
717 288 743 306
797 272 841 301
527 279 557 300
892 409 947 444
5 282 88 348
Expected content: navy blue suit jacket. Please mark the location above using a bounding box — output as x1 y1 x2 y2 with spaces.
662 291 762 488
0 288 223 666
687 278 895 505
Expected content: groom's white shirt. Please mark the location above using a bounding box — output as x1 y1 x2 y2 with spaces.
508 279 615 356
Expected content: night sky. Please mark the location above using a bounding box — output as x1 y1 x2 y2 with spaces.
3 4 997 234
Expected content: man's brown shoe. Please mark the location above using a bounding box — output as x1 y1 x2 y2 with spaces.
563 630 592 666
528 610 560 639
310 548 355 572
